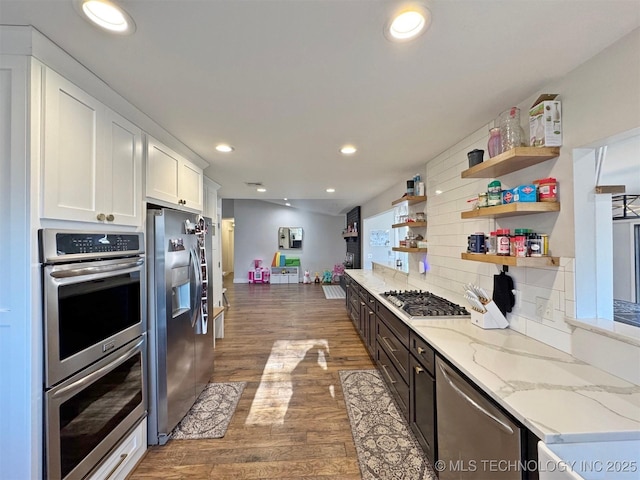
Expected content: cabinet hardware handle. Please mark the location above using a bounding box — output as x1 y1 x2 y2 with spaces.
369 311 374 316
106 214 115 222
417 346 425 355
381 364 397 384
382 336 398 353
104 453 129 480
414 365 424 374
96 213 106 221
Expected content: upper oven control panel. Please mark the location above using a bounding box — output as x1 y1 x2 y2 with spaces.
39 229 144 263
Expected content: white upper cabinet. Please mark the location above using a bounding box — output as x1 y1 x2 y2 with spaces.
146 136 203 212
42 68 142 226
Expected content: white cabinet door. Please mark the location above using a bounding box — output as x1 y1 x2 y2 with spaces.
146 136 203 212
42 68 143 226
42 68 101 223
178 159 203 212
101 109 142 226
146 137 180 205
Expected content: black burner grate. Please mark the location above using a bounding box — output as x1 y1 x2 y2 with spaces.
382 290 469 317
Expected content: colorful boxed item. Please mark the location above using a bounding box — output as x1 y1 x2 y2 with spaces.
529 94 562 147
501 185 537 204
502 189 516 204
513 184 537 202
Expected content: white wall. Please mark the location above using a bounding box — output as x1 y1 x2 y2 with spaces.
360 28 640 365
232 200 345 282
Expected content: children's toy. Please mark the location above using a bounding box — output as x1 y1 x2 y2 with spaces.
332 264 345 283
322 270 332 284
303 270 311 284
314 272 321 284
248 259 270 283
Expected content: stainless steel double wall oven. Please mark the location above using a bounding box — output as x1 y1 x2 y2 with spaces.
40 230 147 480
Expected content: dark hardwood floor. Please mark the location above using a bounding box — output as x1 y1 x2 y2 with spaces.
129 277 374 479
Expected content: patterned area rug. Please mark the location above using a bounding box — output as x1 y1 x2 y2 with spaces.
322 285 346 299
339 370 436 480
171 382 246 440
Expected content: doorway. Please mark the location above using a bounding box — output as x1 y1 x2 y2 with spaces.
221 218 235 279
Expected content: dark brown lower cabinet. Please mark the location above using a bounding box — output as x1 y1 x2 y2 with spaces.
410 355 436 465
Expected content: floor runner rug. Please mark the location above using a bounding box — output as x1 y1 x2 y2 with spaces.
171 382 246 440
322 285 346 299
339 370 436 480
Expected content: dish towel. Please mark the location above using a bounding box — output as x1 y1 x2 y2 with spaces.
492 271 515 316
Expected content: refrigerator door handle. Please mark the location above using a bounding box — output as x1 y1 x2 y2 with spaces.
189 247 203 328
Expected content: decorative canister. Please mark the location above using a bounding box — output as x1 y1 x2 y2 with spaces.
498 107 526 152
487 231 497 254
535 177 558 202
487 127 502 158
478 193 488 208
496 229 511 256
467 233 486 254
513 229 527 257
529 235 543 257
487 180 502 206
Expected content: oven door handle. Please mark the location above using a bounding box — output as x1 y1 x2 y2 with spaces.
51 337 144 400
49 258 144 278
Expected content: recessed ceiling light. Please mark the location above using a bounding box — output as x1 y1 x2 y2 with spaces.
285 202 291 207
75 0 136 34
385 4 431 42
215 144 235 153
339 145 357 155
257 187 266 193
283 198 288 201
326 188 336 193
435 189 443 195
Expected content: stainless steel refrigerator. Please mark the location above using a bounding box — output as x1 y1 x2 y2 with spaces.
147 207 215 445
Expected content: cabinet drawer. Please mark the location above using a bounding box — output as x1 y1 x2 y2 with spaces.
377 318 409 383
365 291 377 310
377 344 409 419
410 332 435 376
348 302 359 326
376 302 409 347
87 418 146 480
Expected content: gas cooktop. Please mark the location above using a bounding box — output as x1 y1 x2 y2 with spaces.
381 290 470 320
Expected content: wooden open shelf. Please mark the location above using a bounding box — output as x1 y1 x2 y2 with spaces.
461 202 560 219
393 247 428 253
391 195 427 206
392 221 428 228
342 232 358 238
212 306 225 318
461 252 559 267
461 147 560 179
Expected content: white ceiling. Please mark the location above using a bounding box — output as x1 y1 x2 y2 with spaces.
1 0 639 215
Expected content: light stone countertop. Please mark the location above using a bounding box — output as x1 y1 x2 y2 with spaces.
346 270 640 445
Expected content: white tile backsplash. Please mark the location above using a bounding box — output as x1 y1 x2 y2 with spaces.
385 122 639 382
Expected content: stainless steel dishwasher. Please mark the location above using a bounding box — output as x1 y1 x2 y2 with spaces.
436 357 523 480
